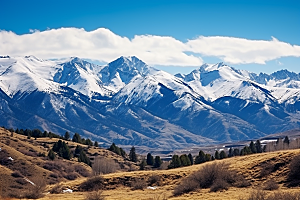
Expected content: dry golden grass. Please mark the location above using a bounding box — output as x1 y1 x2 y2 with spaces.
2 127 300 199
40 149 300 200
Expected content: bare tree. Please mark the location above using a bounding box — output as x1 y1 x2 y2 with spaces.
92 157 120 175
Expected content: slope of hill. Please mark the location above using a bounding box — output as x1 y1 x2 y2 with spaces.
0 128 136 198
31 148 300 199
1 127 300 199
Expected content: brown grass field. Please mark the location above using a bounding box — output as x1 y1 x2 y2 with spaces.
1 127 300 199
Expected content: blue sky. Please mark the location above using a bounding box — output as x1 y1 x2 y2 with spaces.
1 0 299 74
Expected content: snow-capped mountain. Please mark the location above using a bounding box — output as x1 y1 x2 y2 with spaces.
1 55 300 151
97 56 157 93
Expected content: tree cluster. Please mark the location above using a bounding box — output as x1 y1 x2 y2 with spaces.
52 140 71 160
108 143 126 158
13 128 62 139
146 153 162 168
72 133 97 147
168 153 193 169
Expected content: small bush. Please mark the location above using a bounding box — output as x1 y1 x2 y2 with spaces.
245 190 266 200
260 162 274 177
15 178 28 185
241 190 300 200
173 162 247 196
263 179 279 191
75 164 91 177
150 193 168 200
210 179 229 192
64 172 78 180
43 161 67 171
23 178 46 199
287 154 300 186
173 178 199 196
148 174 161 186
11 171 24 178
266 191 300 200
50 173 59 179
50 184 63 194
234 177 251 188
23 191 45 199
80 176 105 191
85 190 105 200
131 178 147 190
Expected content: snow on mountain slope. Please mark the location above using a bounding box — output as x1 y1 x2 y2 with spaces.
0 56 61 97
177 62 277 104
249 70 300 88
1 54 300 150
0 56 119 98
98 56 158 93
115 70 202 107
53 57 113 97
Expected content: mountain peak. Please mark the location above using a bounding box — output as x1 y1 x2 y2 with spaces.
24 55 44 62
69 56 81 62
113 56 145 66
198 62 227 72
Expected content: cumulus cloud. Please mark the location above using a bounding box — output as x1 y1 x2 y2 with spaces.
0 27 300 66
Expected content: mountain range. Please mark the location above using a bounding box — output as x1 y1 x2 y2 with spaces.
1 55 300 151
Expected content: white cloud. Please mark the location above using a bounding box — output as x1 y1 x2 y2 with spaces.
186 36 300 64
0 27 300 66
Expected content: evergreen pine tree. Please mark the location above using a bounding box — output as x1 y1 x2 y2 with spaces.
228 148 233 157
205 154 211 161
72 133 82 143
48 149 56 160
139 159 147 170
120 148 126 158
188 153 193 165
129 146 137 162
94 141 99 147
64 132 70 140
78 150 91 166
43 131 48 137
249 141 257 153
233 148 240 156
215 150 220 159
53 140 71 160
146 153 154 165
108 143 121 155
255 140 262 153
240 149 245 156
74 145 83 157
61 141 71 160
180 154 191 166
219 150 227 159
243 145 252 155
85 138 93 147
154 156 162 168
195 150 206 164
168 155 181 169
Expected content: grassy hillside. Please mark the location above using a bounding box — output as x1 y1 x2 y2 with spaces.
1 127 300 199
0 128 137 199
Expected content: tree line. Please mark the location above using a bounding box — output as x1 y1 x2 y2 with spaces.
167 136 298 169
4 127 99 147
